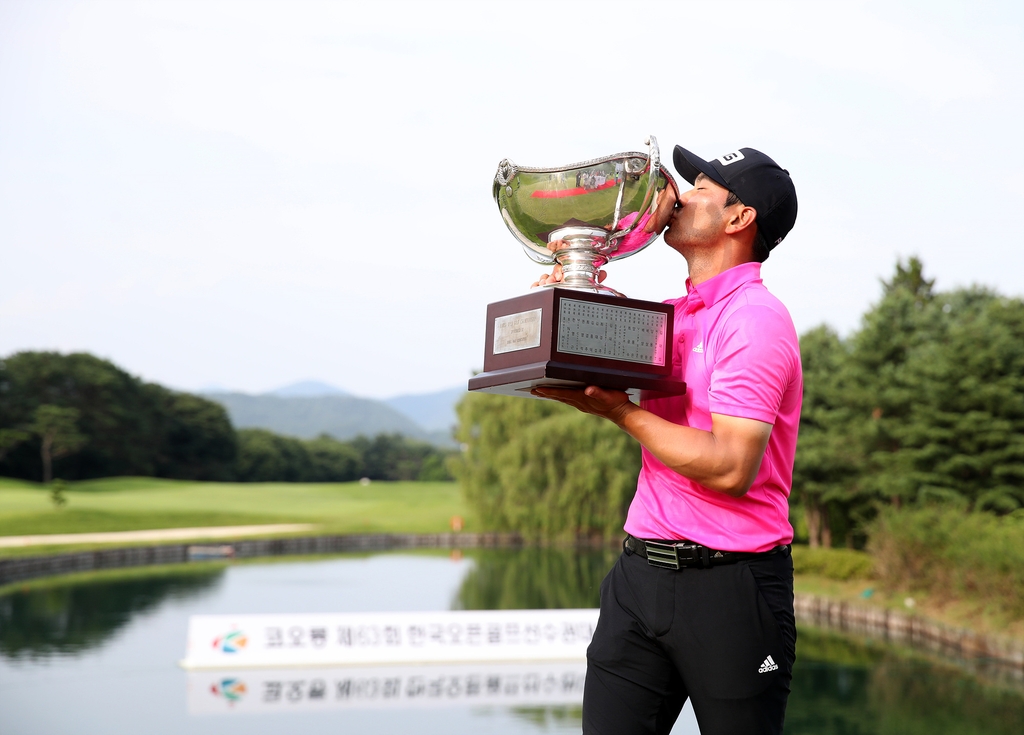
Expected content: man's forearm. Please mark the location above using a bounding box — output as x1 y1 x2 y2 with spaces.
531 385 772 497
610 403 770 498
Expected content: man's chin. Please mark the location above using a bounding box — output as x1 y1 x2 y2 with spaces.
663 229 691 252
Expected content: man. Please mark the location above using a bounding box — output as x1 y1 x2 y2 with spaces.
533 145 802 735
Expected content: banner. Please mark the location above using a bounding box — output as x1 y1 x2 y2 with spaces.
182 609 600 669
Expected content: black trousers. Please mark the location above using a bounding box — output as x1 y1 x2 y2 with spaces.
582 544 796 735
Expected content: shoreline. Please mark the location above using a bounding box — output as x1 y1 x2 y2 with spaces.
1 532 1021 679
0 524 319 548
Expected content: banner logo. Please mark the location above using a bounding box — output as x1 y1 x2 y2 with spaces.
212 630 248 654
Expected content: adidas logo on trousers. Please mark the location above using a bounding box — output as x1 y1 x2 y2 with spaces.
758 655 779 673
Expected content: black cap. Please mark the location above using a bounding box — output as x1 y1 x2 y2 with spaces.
672 146 798 251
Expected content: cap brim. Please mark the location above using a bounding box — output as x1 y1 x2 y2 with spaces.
673 145 729 189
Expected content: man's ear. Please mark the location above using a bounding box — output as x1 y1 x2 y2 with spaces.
725 205 757 236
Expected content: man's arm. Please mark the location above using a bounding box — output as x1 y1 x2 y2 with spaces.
531 385 771 498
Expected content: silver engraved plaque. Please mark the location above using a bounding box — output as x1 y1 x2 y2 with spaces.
493 308 543 354
557 299 667 365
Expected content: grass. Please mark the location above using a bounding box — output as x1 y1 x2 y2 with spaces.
0 476 472 555
787 544 1024 643
794 574 1024 644
0 509 300 536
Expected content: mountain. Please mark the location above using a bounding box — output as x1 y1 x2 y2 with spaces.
384 386 466 432
201 382 466 447
204 392 436 443
267 380 347 397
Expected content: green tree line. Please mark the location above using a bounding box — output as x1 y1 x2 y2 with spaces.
0 352 453 483
795 257 1024 547
450 391 640 541
454 259 1024 547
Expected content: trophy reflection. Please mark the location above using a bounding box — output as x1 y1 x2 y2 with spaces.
469 136 686 398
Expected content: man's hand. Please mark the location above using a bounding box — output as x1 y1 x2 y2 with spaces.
643 178 679 234
531 240 608 288
532 265 610 288
530 385 637 425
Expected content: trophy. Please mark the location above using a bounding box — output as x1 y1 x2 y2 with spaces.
468 136 687 398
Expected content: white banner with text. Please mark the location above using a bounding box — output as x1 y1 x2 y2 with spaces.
182 609 600 669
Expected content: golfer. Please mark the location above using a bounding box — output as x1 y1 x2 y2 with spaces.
534 145 801 735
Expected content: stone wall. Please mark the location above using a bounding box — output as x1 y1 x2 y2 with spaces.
795 593 1024 682
0 533 523 587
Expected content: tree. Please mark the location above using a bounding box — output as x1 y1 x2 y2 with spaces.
349 433 453 481
0 360 29 466
792 326 865 547
0 429 28 463
0 352 237 481
452 391 641 540
792 258 1024 546
305 434 363 482
0 352 161 479
31 405 86 483
150 388 237 480
879 289 1024 512
235 429 309 482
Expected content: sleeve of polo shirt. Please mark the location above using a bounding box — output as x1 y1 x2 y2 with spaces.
707 304 796 425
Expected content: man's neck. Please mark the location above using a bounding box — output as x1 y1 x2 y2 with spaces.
685 245 756 286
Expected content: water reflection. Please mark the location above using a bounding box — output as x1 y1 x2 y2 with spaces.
787 627 1024 735
450 547 1024 734
0 567 224 659
187 662 588 714
0 549 1021 735
455 546 616 610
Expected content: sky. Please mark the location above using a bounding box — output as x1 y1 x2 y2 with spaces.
1 0 1022 399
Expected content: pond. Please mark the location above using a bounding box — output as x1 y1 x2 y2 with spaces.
1 548 1021 734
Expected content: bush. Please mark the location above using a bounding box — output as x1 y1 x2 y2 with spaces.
867 504 1024 615
791 544 875 581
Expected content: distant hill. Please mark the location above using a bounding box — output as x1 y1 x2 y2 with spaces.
384 386 466 432
267 380 347 397
202 382 466 447
204 392 439 444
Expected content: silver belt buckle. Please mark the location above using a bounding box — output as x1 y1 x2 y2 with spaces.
644 540 680 570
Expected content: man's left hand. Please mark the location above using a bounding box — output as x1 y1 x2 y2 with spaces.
530 385 637 426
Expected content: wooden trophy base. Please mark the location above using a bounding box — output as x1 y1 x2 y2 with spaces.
468 288 686 399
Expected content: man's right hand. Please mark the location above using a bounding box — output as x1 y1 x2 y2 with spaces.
644 179 679 235
532 264 610 288
531 240 609 288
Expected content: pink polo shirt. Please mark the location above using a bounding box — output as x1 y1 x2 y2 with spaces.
624 262 802 553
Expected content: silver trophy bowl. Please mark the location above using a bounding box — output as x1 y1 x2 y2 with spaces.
493 135 675 296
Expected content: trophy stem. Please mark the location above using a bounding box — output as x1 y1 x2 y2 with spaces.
547 226 622 296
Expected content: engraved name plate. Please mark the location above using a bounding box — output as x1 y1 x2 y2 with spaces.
493 308 543 354
557 299 667 365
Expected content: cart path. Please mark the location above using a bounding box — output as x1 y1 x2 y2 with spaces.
0 524 318 548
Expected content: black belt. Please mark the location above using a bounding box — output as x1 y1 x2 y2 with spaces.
624 534 789 570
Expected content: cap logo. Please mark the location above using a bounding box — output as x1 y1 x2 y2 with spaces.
717 151 745 166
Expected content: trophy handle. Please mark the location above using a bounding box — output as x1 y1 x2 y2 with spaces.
494 159 517 189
